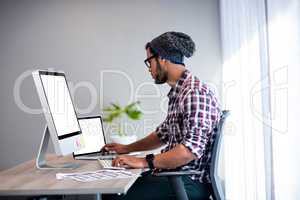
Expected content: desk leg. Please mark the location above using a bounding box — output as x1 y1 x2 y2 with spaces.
95 193 102 200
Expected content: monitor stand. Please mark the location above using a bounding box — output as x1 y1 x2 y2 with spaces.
36 125 80 170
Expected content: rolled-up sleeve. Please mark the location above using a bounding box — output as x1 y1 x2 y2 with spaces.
155 118 170 144
180 90 212 159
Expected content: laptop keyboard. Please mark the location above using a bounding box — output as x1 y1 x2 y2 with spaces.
97 159 126 170
98 159 112 168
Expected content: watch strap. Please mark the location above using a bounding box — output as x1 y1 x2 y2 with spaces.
145 154 155 169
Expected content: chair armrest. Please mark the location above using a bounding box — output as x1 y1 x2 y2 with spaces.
152 170 201 177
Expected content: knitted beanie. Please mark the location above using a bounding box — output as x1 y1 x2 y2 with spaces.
147 31 196 64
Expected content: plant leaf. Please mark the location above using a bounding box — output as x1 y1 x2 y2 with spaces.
126 109 142 120
102 101 142 123
111 103 121 110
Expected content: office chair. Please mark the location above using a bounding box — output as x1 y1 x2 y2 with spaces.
153 110 230 200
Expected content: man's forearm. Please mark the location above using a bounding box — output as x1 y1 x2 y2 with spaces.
153 144 197 169
127 132 163 152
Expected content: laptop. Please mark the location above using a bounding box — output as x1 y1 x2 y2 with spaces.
73 116 139 160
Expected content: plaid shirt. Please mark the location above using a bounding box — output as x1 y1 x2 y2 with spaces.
155 70 221 183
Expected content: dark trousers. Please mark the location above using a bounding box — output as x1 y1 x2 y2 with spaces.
102 172 212 200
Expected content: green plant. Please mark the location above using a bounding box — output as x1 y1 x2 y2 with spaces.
103 101 143 136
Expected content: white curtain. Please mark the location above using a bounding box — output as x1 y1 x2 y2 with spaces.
220 0 270 199
220 0 300 199
267 0 300 199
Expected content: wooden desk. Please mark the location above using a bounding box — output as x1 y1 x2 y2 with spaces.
0 155 142 196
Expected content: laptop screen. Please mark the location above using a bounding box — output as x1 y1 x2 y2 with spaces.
73 116 106 156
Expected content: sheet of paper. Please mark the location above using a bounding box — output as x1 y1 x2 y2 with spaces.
56 169 135 182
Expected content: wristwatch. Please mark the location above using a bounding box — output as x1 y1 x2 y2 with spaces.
145 154 155 170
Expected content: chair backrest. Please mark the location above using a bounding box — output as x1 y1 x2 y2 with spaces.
210 110 230 200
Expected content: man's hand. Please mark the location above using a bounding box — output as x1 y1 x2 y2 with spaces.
112 155 148 169
101 143 130 154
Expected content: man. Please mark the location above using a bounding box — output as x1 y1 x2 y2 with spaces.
102 32 221 200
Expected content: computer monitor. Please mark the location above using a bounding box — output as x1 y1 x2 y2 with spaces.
32 70 84 157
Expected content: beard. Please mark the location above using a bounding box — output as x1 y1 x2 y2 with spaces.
154 61 168 84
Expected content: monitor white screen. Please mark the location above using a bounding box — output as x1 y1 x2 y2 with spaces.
40 73 81 139
74 117 105 156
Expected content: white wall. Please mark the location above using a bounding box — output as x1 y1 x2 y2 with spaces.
0 0 222 169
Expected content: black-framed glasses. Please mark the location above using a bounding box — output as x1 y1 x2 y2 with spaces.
144 55 157 68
